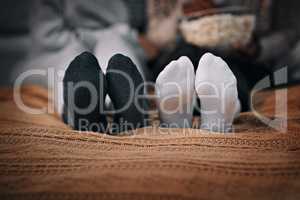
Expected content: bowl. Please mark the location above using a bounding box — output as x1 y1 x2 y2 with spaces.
179 6 256 49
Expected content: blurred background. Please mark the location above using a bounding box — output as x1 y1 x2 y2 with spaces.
0 0 300 90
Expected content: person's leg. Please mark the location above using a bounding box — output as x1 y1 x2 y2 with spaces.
92 24 149 81
11 35 87 115
195 53 240 133
106 54 149 134
63 52 108 133
156 56 195 128
152 41 270 112
89 24 151 111
10 0 88 115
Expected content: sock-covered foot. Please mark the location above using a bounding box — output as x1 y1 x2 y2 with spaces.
156 56 195 128
63 52 108 133
106 54 149 134
195 53 240 133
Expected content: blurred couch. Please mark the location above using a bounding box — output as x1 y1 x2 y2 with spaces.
0 0 33 86
1 0 300 87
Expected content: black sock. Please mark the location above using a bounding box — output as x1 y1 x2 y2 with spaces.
63 52 107 133
106 54 149 134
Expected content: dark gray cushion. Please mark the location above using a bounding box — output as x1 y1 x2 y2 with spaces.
0 0 33 34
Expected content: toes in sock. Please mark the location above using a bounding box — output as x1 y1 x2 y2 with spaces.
195 53 240 133
63 52 108 133
106 54 149 133
156 56 195 128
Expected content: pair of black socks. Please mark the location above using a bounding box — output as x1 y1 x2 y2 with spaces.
63 52 149 134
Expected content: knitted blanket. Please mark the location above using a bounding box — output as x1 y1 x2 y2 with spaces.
0 85 299 200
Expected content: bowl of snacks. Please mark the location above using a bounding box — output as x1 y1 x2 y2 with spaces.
179 6 256 49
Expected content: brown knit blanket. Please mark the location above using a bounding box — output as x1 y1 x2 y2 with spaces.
0 85 299 200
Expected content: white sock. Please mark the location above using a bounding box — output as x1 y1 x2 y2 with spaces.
156 56 195 128
195 53 240 133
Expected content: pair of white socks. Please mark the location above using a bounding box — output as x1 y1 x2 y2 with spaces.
156 53 241 133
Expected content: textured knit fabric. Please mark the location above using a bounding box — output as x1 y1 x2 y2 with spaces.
0 84 299 199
